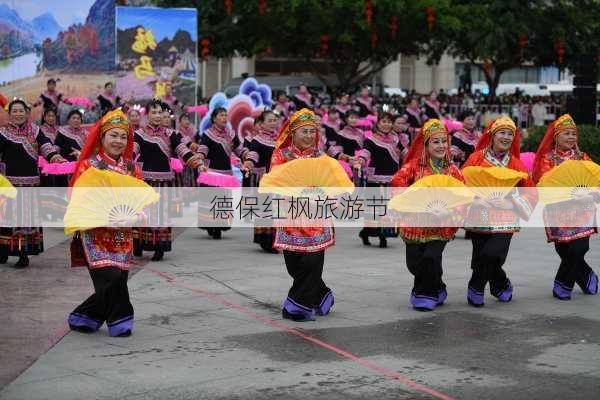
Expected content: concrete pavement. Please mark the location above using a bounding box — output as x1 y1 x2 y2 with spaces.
1 227 600 399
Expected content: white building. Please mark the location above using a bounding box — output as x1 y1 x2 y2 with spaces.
199 53 570 97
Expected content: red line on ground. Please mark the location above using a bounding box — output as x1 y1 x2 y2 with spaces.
137 264 455 400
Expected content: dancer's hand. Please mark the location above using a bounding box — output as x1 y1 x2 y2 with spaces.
490 198 514 210
241 160 254 173
187 154 203 168
473 197 492 208
50 154 67 163
573 190 594 204
429 208 451 218
113 215 140 227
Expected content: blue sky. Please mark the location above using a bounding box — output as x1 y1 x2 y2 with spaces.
0 0 94 28
116 7 197 41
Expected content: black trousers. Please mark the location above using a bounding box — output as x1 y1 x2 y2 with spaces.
253 227 275 251
405 240 447 298
469 232 512 295
69 267 134 336
554 237 595 291
283 250 330 308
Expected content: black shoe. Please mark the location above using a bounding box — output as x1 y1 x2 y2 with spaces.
359 230 371 246
69 324 95 334
0 253 7 264
282 308 314 322
553 291 571 301
212 229 222 239
151 249 164 261
261 245 278 254
414 306 433 312
501 294 513 303
378 236 387 248
467 297 484 308
13 256 29 269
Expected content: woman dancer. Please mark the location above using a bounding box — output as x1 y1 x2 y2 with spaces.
451 110 481 168
196 107 253 239
462 117 537 307
0 99 63 268
67 109 143 337
244 110 279 252
391 119 464 311
270 109 335 321
133 100 201 260
357 112 405 248
532 114 598 299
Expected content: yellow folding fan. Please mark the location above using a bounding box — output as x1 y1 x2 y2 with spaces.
258 155 354 198
0 175 17 199
537 160 600 204
462 166 527 200
64 167 160 234
389 174 473 213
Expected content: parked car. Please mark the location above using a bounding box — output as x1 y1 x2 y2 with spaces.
383 87 407 97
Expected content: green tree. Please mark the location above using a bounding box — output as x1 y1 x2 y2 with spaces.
426 0 546 97
526 0 599 72
154 0 599 95
156 0 435 91
427 0 600 97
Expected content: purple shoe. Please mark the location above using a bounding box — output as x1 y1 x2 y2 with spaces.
467 287 484 307
315 291 334 316
107 316 134 337
553 280 572 300
582 272 598 295
68 313 102 333
411 293 437 311
493 281 513 303
282 298 316 321
437 288 447 305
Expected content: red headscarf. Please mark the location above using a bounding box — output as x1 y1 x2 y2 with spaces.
402 118 451 168
474 116 521 158
69 108 134 186
532 114 578 182
0 92 8 109
275 108 320 150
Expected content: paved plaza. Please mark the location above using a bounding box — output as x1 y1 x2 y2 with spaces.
2 227 600 399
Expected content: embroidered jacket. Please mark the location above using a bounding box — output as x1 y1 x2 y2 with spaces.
134 125 194 181
359 132 405 184
536 149 597 243
197 125 252 173
451 128 481 167
391 158 464 243
75 153 143 270
55 126 87 161
327 126 363 161
270 145 335 252
462 149 538 233
39 123 58 144
0 123 58 185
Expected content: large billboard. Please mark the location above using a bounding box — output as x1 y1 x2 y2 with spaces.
0 1 197 124
115 6 198 108
0 0 115 122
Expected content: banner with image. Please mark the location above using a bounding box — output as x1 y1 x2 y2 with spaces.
115 6 197 111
